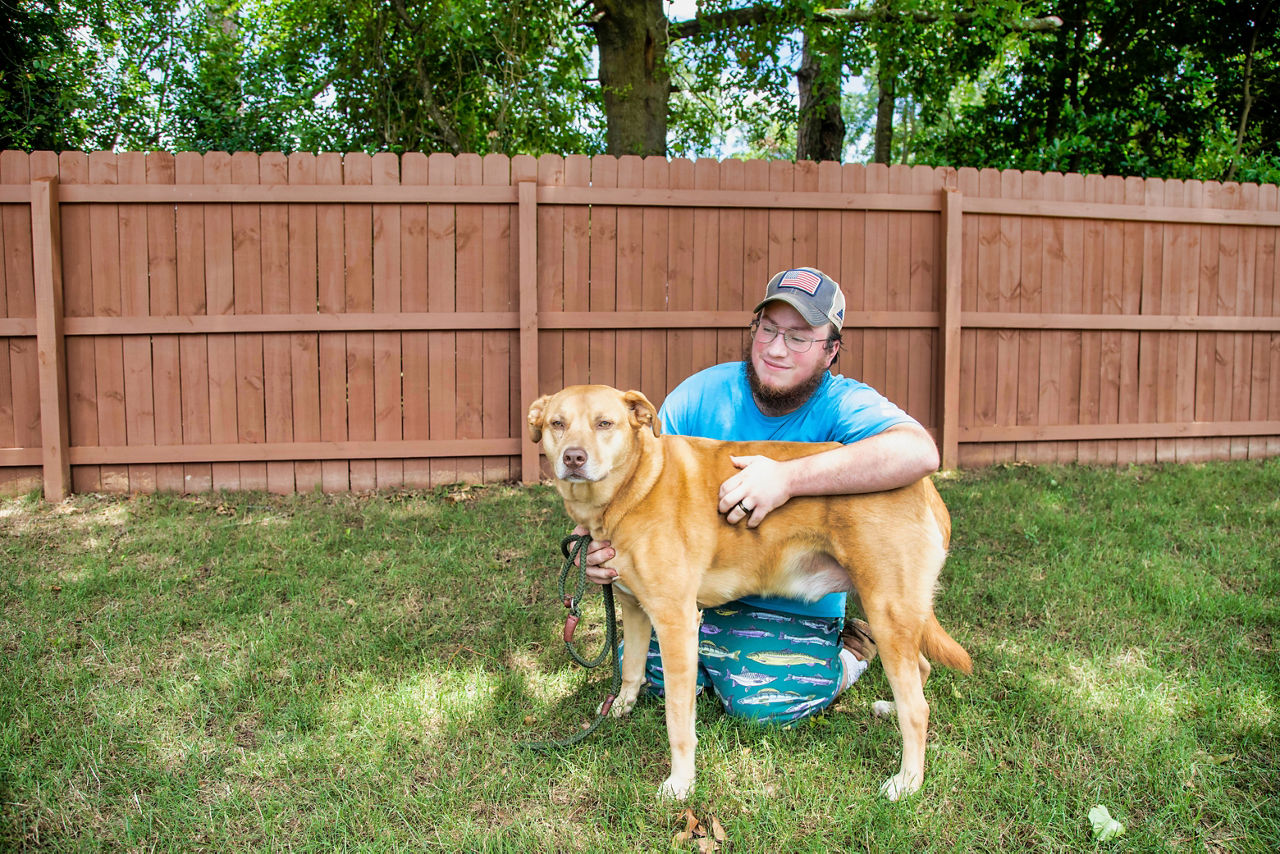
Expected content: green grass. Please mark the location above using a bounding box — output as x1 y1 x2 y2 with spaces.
1 461 1277 852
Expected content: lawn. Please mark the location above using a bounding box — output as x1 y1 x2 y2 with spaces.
2 460 1277 852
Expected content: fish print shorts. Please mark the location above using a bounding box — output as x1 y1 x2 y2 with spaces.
623 601 847 727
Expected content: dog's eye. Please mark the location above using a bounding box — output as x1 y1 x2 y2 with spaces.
550 419 565 430
597 420 613 430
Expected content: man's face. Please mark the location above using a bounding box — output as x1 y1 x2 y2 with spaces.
747 301 838 411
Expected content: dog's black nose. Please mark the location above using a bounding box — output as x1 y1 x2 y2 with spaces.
562 447 587 470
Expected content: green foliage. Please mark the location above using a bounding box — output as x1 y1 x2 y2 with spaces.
667 0 802 159
2 0 599 154
915 0 1280 181
670 0 1018 163
258 0 601 155
1 0 102 149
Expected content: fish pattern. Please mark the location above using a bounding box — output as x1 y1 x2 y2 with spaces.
624 602 854 726
726 668 778 688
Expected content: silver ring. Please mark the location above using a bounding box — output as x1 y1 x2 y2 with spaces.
736 500 752 514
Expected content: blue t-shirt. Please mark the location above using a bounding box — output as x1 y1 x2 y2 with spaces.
658 361 920 618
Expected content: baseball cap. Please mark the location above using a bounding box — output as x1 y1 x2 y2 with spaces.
754 267 846 333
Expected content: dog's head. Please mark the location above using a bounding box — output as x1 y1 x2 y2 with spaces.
528 385 660 483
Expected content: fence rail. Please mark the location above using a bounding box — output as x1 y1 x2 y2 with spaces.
1 151 1277 498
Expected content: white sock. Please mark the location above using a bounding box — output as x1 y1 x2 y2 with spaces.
837 647 868 694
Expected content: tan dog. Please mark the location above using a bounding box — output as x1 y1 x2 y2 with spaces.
528 384 971 801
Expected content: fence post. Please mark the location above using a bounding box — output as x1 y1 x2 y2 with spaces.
937 186 964 470
518 180 541 483
30 177 71 501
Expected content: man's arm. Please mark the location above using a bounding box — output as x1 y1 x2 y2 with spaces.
719 423 939 528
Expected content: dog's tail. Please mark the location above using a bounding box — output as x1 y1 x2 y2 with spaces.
922 613 972 674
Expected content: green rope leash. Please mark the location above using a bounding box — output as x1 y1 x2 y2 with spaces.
523 533 622 751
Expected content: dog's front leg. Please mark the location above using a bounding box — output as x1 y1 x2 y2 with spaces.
651 606 701 801
612 594 651 718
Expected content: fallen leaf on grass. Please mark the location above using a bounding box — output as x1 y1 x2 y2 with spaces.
1088 805 1126 841
673 809 697 844
671 809 727 851
709 816 726 846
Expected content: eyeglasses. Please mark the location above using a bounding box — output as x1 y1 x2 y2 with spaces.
750 320 831 353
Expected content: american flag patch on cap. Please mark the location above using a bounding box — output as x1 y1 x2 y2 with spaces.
778 268 822 295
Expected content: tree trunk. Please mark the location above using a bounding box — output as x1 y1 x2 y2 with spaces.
796 29 846 162
1226 16 1262 181
873 59 896 164
1046 0 1084 147
592 0 670 156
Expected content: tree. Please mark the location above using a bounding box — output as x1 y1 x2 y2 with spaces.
1 0 100 149
0 0 600 155
917 0 1280 181
588 0 671 156
796 26 846 162
273 0 599 155
657 0 1047 163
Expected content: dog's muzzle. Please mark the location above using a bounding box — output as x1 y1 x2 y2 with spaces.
558 446 595 481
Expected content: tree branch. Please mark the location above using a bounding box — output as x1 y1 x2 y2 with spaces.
669 6 1062 41
1226 12 1266 182
669 5 776 40
820 9 1063 31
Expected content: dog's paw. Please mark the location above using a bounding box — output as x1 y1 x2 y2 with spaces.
878 771 921 801
871 700 896 718
658 775 694 801
605 695 636 718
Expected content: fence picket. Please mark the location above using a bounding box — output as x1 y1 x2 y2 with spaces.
482 153 514 483
147 152 184 493
317 153 349 492
231 152 267 490
455 153 485 484
1078 173 1105 464
119 152 157 492
204 153 240 491
427 153 458 487
1254 183 1279 459
288 152 322 492
174 152 212 493
344 153 376 491
1 152 37 491
373 151 405 489
262 152 295 494
401 153 431 488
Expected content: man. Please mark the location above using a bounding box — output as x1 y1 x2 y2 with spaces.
578 267 939 724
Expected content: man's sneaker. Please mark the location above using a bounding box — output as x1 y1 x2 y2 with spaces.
840 618 877 662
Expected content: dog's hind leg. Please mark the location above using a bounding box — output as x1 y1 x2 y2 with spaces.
918 652 932 685
650 606 701 801
863 604 930 801
872 654 930 719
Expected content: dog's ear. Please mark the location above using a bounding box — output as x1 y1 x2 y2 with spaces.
527 394 552 443
622 390 660 436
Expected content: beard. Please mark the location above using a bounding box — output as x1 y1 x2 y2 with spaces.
743 347 829 416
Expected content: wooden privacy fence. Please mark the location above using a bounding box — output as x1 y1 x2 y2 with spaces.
0 150 1278 499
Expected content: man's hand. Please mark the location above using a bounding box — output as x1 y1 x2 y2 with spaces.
718 455 792 528
571 525 617 585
